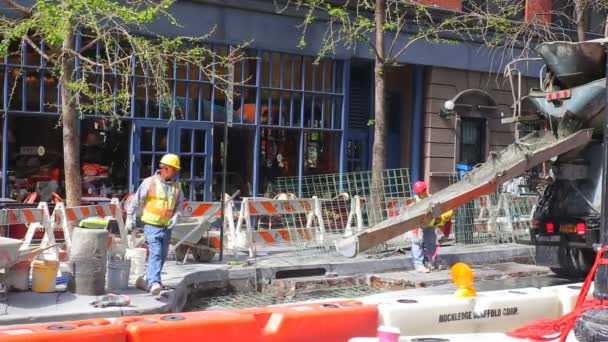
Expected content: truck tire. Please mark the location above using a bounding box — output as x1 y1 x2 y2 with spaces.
550 246 594 279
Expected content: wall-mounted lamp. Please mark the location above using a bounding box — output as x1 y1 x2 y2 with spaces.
440 100 457 117
439 89 498 118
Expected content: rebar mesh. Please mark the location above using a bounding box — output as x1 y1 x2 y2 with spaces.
275 168 412 226
448 173 536 245
190 285 385 311
272 168 413 253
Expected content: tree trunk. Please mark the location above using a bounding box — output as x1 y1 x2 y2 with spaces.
369 0 387 226
575 0 586 42
372 0 386 174
61 32 82 207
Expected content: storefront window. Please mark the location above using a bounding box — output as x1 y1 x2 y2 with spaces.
7 116 62 202
258 128 299 195
4 116 131 202
81 118 131 198
303 131 340 176
212 127 255 200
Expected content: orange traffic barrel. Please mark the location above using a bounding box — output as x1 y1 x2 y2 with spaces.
0 318 126 342
241 300 379 342
117 311 262 342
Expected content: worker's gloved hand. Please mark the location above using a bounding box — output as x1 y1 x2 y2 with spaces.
125 216 135 233
167 214 179 230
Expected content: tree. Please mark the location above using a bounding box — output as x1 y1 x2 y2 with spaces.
277 0 557 172
0 0 243 206
277 0 556 223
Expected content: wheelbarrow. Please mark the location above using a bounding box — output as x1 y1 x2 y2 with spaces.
168 191 240 264
127 219 217 263
170 216 217 263
0 236 59 292
0 237 57 269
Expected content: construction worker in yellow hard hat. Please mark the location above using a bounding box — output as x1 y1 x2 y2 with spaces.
126 153 183 295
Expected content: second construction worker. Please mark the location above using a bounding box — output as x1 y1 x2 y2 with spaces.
409 181 453 273
126 154 184 295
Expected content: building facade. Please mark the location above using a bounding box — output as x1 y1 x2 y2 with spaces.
0 0 598 202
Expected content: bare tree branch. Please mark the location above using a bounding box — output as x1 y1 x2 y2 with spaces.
2 0 31 16
22 35 57 63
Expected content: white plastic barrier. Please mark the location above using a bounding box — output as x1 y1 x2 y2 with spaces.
363 288 560 335
349 332 579 342
541 282 592 316
349 333 525 342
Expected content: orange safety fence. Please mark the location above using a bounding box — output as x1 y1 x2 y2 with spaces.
115 311 262 342
0 318 126 342
0 300 379 342
236 299 379 342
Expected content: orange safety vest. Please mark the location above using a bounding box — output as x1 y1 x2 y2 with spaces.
141 176 181 227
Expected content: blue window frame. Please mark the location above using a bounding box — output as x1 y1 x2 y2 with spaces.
0 34 349 200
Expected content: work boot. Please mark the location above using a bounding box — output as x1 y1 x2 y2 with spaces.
135 276 148 291
149 282 162 296
415 265 430 273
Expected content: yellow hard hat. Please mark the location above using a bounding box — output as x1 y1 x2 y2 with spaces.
441 210 454 222
160 154 181 170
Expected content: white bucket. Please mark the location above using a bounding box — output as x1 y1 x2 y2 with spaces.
125 248 147 283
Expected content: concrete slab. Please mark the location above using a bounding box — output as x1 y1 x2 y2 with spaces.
0 243 537 326
368 262 552 290
0 286 168 325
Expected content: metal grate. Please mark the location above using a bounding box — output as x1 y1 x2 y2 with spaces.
190 285 385 311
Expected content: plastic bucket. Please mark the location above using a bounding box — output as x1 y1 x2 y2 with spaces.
31 260 59 293
106 259 131 290
126 248 147 283
68 257 106 295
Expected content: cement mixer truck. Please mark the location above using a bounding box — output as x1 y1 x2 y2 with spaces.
334 40 606 280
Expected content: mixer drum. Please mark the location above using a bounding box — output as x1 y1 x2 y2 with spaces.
535 41 606 89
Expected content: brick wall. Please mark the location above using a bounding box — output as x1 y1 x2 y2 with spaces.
525 0 552 24
418 0 462 12
422 67 537 193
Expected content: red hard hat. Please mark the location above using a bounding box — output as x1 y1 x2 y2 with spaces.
413 181 428 195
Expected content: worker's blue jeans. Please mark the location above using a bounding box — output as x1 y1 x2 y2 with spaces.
144 224 172 286
411 228 437 267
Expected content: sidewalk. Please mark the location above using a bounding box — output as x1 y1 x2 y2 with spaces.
0 243 536 325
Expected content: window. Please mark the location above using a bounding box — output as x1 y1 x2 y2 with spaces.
257 52 344 129
463 0 524 21
552 0 607 34
458 117 486 166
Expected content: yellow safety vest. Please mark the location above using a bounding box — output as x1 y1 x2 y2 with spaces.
141 176 181 227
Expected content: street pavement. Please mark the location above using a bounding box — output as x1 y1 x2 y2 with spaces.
0 243 567 326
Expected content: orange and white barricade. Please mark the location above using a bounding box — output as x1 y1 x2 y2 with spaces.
234 197 324 257
53 198 126 254
343 196 364 237
10 204 59 259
